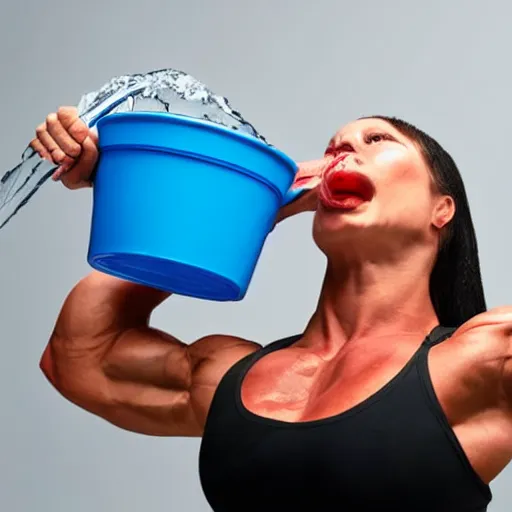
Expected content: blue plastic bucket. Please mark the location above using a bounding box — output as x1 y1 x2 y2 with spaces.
87 112 298 301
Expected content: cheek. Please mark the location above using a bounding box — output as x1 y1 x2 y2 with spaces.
373 152 433 218
374 148 417 180
375 149 430 192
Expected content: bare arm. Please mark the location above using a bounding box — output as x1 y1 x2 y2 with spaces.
41 271 259 437
33 105 320 437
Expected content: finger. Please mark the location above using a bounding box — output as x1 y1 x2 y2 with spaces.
46 112 82 158
52 165 72 182
29 138 52 161
78 134 99 168
51 158 82 182
57 106 89 145
59 135 98 189
36 122 67 164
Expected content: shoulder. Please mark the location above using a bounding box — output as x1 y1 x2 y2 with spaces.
462 307 512 405
189 334 262 363
453 308 512 390
186 333 299 383
184 335 262 403
456 307 512 341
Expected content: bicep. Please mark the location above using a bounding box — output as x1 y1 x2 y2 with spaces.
76 330 259 436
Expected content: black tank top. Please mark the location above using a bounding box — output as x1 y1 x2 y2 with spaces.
199 326 492 511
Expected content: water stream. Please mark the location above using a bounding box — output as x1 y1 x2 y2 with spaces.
0 68 269 229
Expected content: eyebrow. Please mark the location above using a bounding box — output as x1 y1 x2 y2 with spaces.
327 127 403 149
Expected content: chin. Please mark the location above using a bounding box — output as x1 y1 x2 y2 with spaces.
314 202 370 232
312 213 368 258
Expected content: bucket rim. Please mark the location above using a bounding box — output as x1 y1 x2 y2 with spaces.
96 111 297 173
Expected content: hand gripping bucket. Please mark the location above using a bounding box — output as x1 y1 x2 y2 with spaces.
87 112 298 301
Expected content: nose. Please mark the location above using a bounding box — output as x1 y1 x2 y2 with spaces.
329 135 364 166
328 151 364 173
337 140 356 153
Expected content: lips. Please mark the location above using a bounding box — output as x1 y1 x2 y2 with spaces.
319 170 375 211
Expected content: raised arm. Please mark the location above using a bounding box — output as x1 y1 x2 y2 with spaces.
41 271 259 436
33 106 320 436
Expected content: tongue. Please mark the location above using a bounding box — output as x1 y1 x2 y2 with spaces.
332 191 364 201
328 172 373 201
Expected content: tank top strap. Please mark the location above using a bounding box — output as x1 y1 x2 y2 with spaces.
423 325 457 347
262 329 455 353
226 333 302 382
262 334 302 353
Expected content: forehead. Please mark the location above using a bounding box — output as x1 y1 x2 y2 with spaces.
328 118 408 146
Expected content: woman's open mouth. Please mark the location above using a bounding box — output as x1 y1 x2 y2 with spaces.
319 170 375 211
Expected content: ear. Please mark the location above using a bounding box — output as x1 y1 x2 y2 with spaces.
432 195 455 229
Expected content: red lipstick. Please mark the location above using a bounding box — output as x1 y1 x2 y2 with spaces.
319 170 375 211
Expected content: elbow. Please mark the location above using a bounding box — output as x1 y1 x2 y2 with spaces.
38 341 109 413
39 343 57 385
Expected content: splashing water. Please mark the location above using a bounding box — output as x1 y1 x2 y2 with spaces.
0 68 269 230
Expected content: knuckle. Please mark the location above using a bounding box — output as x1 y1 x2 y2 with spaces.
57 105 76 118
67 144 82 158
68 120 89 143
62 155 75 167
46 112 58 125
35 123 46 136
51 148 65 163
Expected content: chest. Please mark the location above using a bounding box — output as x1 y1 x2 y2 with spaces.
241 337 500 421
238 336 510 484
240 344 411 422
201 338 495 512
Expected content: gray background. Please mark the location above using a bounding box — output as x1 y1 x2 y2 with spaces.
1 0 511 510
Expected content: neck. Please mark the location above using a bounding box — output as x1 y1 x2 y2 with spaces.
303 245 439 353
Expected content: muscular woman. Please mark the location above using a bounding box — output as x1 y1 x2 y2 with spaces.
32 107 512 511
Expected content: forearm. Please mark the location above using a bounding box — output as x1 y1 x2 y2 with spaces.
43 270 171 380
42 271 178 399
53 270 171 341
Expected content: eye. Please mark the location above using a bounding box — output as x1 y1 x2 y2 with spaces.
365 132 392 144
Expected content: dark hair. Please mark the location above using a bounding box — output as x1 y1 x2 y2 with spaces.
365 116 486 327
